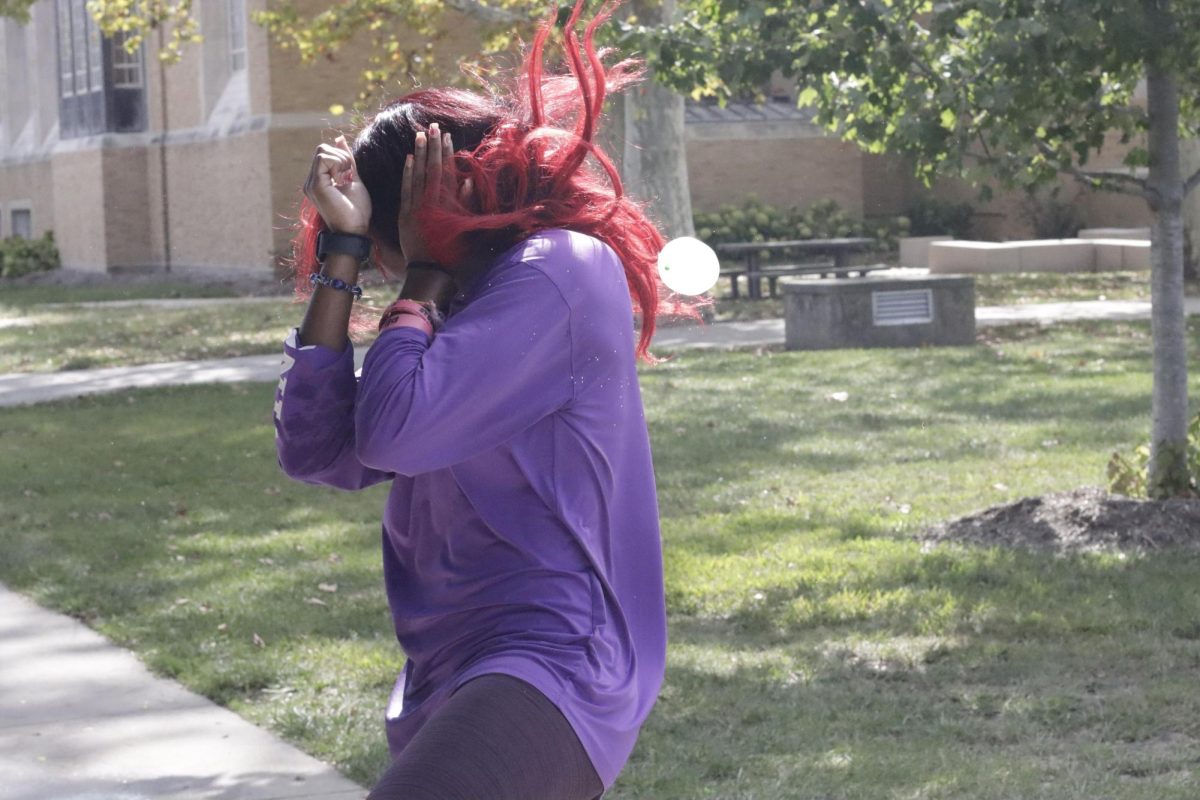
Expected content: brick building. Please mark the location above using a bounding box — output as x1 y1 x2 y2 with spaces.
0 0 1180 277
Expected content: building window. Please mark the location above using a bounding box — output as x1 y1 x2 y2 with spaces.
11 209 32 240
87 8 102 90
55 0 146 138
229 0 246 71
111 31 143 88
56 0 75 97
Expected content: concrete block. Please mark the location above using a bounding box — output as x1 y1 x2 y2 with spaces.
898 235 953 269
1017 239 1096 272
1078 227 1152 240
780 274 975 350
928 241 1022 274
1089 238 1152 271
1121 240 1152 270
1093 240 1125 271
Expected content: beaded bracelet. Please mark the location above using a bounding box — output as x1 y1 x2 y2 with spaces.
309 271 363 300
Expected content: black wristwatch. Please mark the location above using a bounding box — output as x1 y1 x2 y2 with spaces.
316 230 373 264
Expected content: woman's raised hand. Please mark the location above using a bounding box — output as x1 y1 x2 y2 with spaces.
304 134 371 236
398 122 472 265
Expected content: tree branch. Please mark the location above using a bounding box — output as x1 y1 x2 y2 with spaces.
1035 139 1150 198
1184 167 1200 197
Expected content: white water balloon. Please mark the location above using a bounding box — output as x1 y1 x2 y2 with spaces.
657 236 719 296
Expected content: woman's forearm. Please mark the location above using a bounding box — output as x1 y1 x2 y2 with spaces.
297 253 362 351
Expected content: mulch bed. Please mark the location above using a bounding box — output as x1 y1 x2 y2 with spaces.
924 486 1200 553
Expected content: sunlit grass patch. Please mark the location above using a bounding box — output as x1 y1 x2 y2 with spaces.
3 322 1200 796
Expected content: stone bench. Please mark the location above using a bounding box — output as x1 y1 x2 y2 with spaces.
780 274 975 350
928 238 1150 274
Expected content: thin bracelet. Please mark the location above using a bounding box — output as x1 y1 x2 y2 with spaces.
309 271 363 300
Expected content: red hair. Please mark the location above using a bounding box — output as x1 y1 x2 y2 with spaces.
286 0 700 360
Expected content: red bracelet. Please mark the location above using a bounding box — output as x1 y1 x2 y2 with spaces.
379 312 434 337
380 298 443 333
380 299 431 328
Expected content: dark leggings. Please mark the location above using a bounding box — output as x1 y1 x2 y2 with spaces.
367 673 605 800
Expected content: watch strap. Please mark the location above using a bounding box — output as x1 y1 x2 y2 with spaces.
316 230 373 264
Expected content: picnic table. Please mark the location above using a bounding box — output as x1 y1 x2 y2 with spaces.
715 237 881 300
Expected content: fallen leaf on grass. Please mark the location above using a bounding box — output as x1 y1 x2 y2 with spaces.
305 597 328 606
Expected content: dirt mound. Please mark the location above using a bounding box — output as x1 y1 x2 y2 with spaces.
925 486 1200 553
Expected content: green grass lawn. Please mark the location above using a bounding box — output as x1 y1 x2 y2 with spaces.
0 272 1185 369
3 318 1200 797
0 284 400 373
0 281 243 307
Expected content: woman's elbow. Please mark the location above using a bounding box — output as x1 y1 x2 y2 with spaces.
276 449 329 486
354 420 416 477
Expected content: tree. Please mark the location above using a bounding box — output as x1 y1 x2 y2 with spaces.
648 0 1198 497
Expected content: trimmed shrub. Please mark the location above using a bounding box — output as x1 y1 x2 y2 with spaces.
1019 188 1083 239
906 196 975 238
694 196 909 264
0 231 60 278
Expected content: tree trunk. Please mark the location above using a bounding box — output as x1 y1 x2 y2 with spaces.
1145 54 1191 496
621 0 694 239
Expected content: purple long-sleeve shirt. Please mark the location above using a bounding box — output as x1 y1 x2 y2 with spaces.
273 228 666 790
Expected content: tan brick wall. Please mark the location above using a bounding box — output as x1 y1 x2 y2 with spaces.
160 20 205 131
0 159 53 239
157 132 274 271
688 137 866 215
930 172 1154 241
50 149 106 271
100 146 153 268
266 6 488 115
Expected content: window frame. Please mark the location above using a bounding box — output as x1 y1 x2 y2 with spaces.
55 0 147 139
228 0 247 72
10 205 33 240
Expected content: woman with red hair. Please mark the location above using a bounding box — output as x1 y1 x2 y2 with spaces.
273 2 681 797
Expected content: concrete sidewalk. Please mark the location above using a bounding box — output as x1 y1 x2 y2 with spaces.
0 584 367 800
3 297 1200 407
